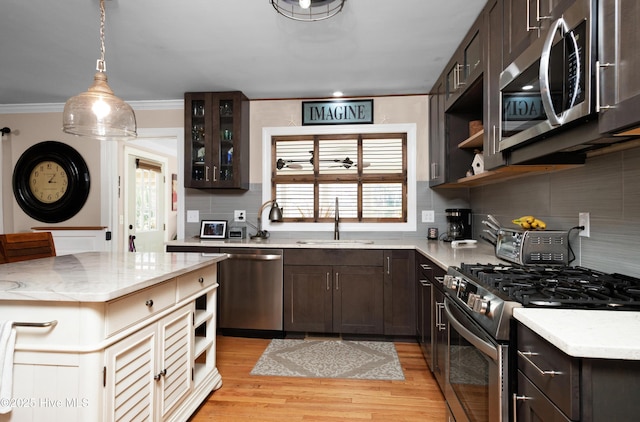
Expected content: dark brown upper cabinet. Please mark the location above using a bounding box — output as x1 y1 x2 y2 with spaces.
184 91 249 190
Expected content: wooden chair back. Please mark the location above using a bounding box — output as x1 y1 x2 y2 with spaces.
0 232 57 264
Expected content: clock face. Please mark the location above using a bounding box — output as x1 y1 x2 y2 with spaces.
13 141 91 223
29 160 70 204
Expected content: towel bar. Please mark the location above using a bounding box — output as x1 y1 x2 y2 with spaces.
12 320 58 328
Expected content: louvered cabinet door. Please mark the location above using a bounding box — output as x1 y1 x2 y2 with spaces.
158 305 194 418
104 324 157 422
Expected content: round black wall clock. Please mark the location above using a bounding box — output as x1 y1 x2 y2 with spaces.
12 141 91 223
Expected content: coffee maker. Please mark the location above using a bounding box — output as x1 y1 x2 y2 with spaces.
444 208 472 241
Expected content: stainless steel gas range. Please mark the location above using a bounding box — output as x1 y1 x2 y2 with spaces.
440 263 640 422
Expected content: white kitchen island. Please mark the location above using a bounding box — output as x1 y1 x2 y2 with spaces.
0 251 227 422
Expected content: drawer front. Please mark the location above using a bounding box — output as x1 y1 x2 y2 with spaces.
516 370 572 422
176 264 218 301
517 323 580 419
284 249 383 266
106 280 177 336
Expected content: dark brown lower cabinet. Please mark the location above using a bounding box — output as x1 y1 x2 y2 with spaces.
283 249 384 335
283 263 383 334
516 322 640 421
383 250 416 336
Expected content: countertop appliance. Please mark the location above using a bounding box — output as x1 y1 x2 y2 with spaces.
440 263 640 422
443 208 472 242
218 248 283 333
495 228 569 265
499 0 595 151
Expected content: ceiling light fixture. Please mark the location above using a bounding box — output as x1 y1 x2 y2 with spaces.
271 0 345 22
62 0 137 140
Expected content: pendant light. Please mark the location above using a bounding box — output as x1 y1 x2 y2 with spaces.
62 0 137 140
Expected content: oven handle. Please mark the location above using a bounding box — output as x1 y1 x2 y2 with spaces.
444 299 499 361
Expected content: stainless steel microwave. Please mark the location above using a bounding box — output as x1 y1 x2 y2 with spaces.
499 0 595 151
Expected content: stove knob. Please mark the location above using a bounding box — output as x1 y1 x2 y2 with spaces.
458 279 467 292
443 275 460 289
472 297 490 315
467 293 479 308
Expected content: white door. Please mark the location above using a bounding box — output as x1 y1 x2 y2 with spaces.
126 151 166 252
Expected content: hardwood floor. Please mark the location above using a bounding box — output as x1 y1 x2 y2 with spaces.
189 335 447 421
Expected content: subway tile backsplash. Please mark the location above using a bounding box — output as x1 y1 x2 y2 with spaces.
470 146 640 277
184 146 640 277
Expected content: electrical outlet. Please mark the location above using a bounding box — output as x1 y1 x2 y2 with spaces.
579 212 590 237
234 210 246 222
422 210 435 223
186 210 200 223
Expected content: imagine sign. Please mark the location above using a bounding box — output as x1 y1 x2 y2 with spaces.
302 99 374 125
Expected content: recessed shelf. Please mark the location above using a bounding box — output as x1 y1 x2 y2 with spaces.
457 129 484 149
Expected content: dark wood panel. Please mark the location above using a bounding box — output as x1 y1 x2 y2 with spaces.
333 265 384 334
284 248 383 266
284 265 332 333
383 250 416 336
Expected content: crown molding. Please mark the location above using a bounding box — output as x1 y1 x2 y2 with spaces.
0 99 184 114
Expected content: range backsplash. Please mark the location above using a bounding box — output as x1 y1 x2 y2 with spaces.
183 146 640 278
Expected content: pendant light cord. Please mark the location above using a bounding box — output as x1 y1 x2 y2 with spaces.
97 0 106 72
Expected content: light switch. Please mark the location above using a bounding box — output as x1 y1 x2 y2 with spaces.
422 210 435 223
187 210 200 223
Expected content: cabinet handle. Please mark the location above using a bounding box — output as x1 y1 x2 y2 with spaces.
335 273 339 290
436 302 446 331
517 350 562 377
326 272 330 291
154 369 167 381
386 256 391 275
512 393 532 422
596 60 616 112
213 165 217 182
145 299 154 307
527 0 551 31
205 166 210 182
455 64 466 89
198 277 204 284
420 264 431 271
430 162 439 180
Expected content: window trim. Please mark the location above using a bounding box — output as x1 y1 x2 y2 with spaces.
262 123 416 233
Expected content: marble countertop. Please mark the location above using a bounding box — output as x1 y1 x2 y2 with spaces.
0 251 227 302
166 237 500 270
514 308 640 360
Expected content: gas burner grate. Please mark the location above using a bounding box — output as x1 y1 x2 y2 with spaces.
458 263 640 310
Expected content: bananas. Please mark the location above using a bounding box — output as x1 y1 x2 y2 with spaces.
512 215 547 230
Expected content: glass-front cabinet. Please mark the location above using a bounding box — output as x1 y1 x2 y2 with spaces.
184 91 249 190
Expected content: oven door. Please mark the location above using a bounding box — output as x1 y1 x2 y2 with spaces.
444 298 508 422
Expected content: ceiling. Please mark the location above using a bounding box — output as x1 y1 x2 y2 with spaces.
1 0 486 105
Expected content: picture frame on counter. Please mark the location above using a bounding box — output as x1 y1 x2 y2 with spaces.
199 220 227 239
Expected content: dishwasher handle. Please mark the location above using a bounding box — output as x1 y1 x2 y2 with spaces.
225 253 282 261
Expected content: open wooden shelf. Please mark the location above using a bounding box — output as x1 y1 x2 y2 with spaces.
457 129 484 149
435 163 583 188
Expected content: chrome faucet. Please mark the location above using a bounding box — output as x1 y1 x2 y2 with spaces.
334 197 340 240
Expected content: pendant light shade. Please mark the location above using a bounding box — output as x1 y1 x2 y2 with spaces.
62 0 136 140
63 72 137 140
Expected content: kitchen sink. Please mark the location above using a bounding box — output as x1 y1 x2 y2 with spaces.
296 239 374 245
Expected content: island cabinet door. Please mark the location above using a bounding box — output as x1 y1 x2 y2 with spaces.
104 324 157 422
104 305 193 422
284 265 333 333
332 265 384 335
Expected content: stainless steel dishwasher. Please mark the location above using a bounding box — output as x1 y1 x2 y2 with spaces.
218 248 283 332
